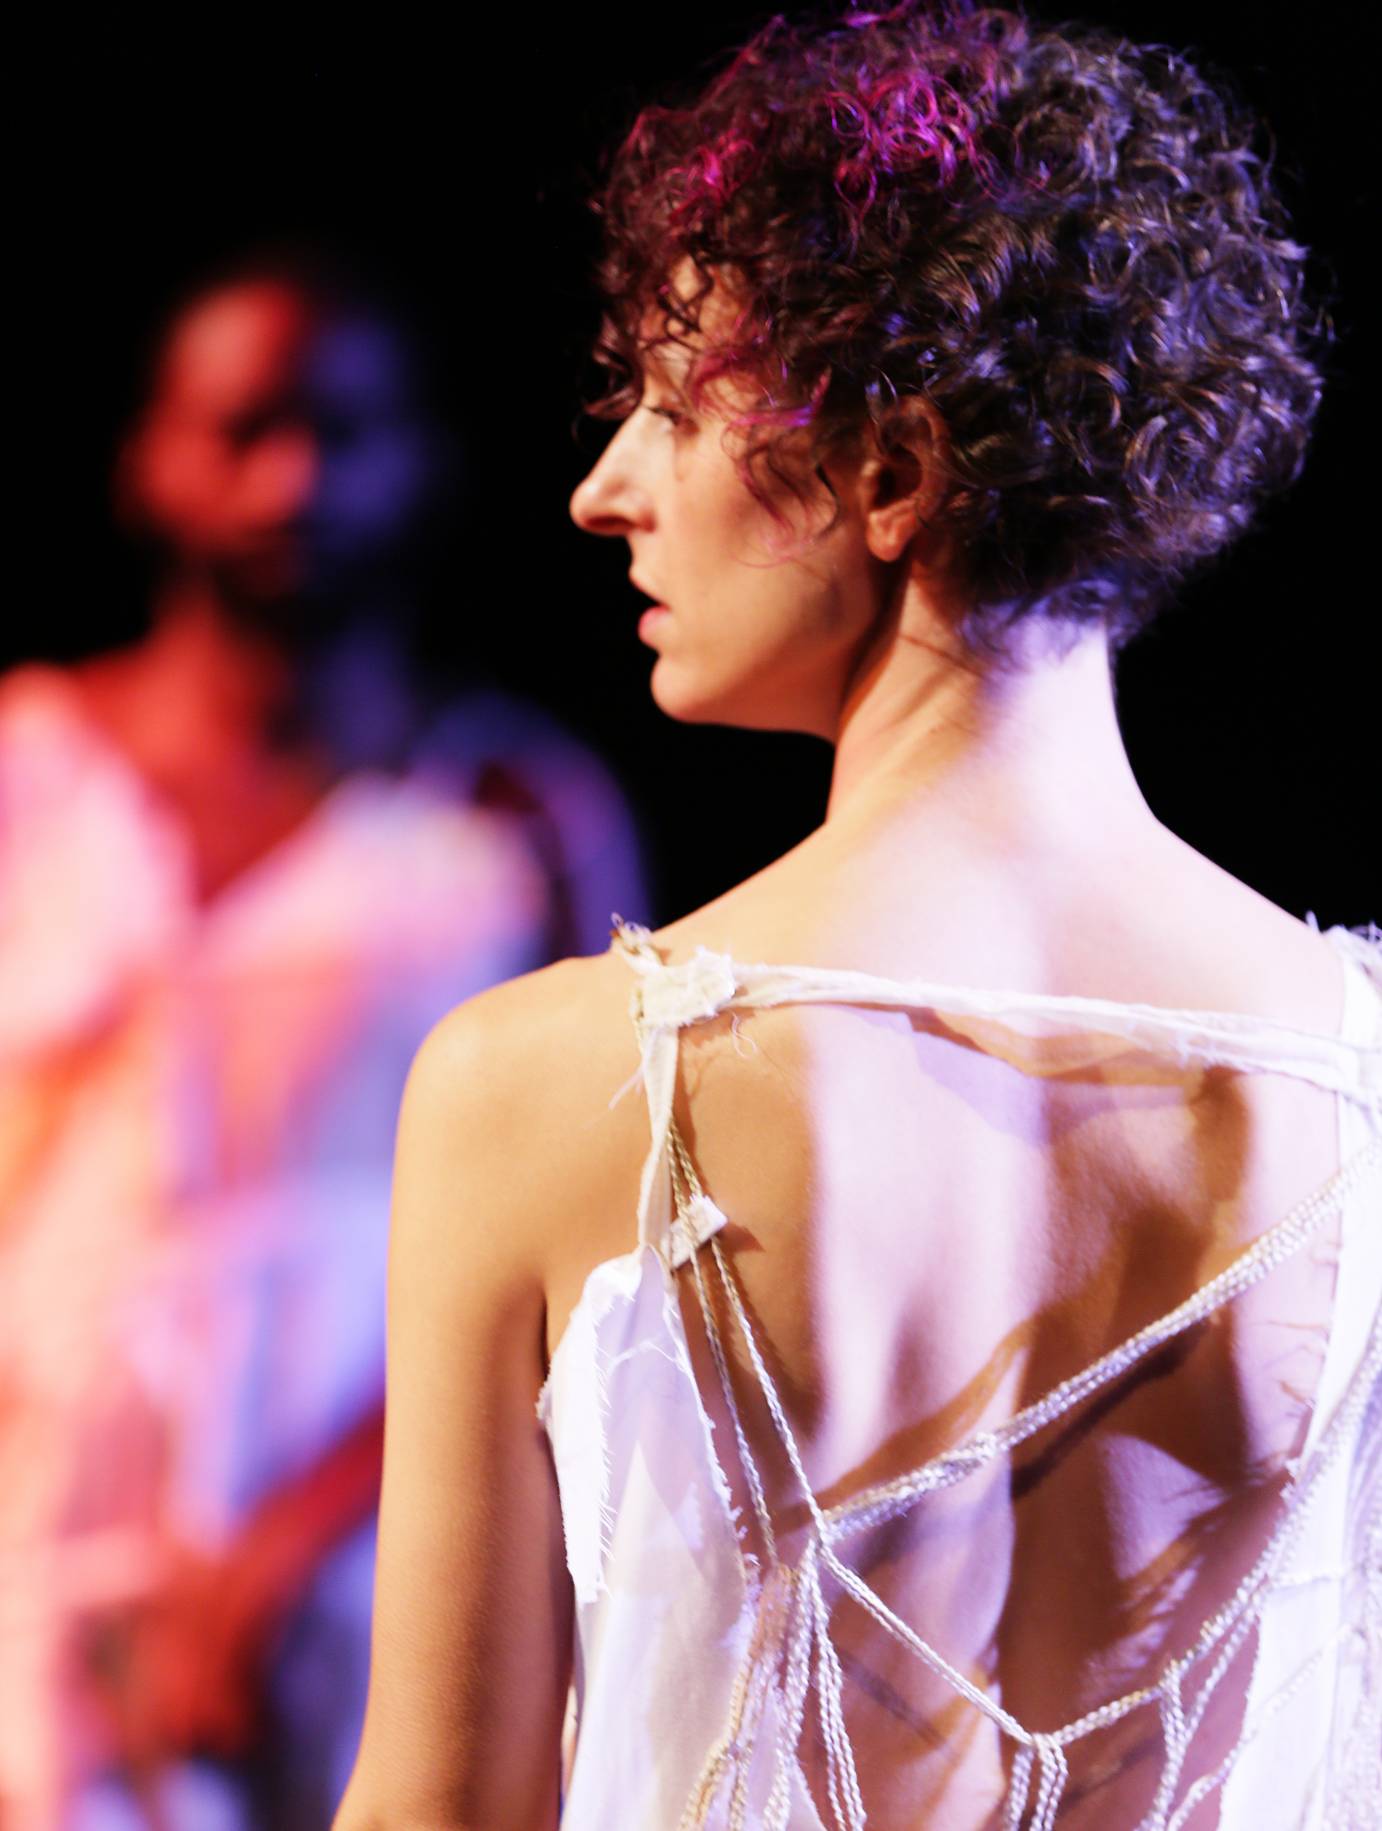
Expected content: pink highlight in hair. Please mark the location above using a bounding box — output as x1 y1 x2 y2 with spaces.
592 2 1324 651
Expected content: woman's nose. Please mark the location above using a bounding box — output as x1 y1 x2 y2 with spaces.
569 422 653 537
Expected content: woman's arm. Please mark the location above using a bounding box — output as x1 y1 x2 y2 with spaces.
332 985 576 1831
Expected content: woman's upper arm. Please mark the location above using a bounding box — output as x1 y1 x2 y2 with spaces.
335 988 574 1831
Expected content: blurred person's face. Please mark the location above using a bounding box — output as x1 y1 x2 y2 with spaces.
122 279 443 636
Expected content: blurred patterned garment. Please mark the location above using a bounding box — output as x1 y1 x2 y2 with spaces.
0 664 643 1830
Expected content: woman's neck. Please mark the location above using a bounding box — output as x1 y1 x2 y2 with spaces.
824 597 1155 864
116 581 301 751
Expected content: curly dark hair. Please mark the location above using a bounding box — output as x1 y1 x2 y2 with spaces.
590 1 1324 653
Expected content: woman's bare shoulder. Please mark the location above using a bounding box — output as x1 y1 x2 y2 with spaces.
641 822 1355 1034
399 948 652 1286
1099 831 1355 1030
411 948 644 1143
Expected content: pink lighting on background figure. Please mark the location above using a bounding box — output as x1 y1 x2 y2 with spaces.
0 260 645 1830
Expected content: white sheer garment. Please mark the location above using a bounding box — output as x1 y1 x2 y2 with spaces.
537 922 1382 1829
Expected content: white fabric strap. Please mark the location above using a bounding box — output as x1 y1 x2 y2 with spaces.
614 921 1382 1111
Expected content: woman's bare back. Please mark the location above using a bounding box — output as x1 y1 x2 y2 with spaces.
537 818 1354 1824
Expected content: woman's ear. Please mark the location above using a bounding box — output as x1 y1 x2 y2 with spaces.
860 398 950 564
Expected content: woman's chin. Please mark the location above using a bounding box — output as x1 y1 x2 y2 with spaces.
648 659 731 726
654 662 834 738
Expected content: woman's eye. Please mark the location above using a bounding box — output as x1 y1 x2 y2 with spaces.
644 403 689 429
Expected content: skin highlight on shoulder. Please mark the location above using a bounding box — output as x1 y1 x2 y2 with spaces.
405 946 656 1369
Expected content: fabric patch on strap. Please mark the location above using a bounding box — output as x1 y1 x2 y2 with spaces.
670 1191 731 1270
632 947 739 1034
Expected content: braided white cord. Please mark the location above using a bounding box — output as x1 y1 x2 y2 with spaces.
1159 1601 1261 1780
817 1149 1380 1764
824 1137 1381 1545
1051 1432 1336 1766
1145 1667 1189 1831
1177 1282 1382 1743
1021 1288 1382 1815
671 1127 797 1830
764 1546 823 1831
676 1108 867 1828
1001 1743 1036 1830
1160 1622 1353 1831
672 1131 781 1571
1131 1297 1382 1827
709 1230 1035 1744
810 1572 868 1831
669 1125 1038 1815
1029 1736 1070 1831
1161 1531 1297 1767
683 1190 1034 1826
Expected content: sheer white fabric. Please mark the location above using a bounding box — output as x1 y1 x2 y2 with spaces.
538 922 1382 1829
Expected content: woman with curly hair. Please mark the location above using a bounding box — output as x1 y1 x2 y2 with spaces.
335 5 1380 1826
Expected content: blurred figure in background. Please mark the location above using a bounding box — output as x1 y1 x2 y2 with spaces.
0 257 643 1829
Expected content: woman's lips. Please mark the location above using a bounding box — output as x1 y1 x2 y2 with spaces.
638 605 670 644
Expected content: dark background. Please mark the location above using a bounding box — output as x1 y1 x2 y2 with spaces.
20 2 1377 928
